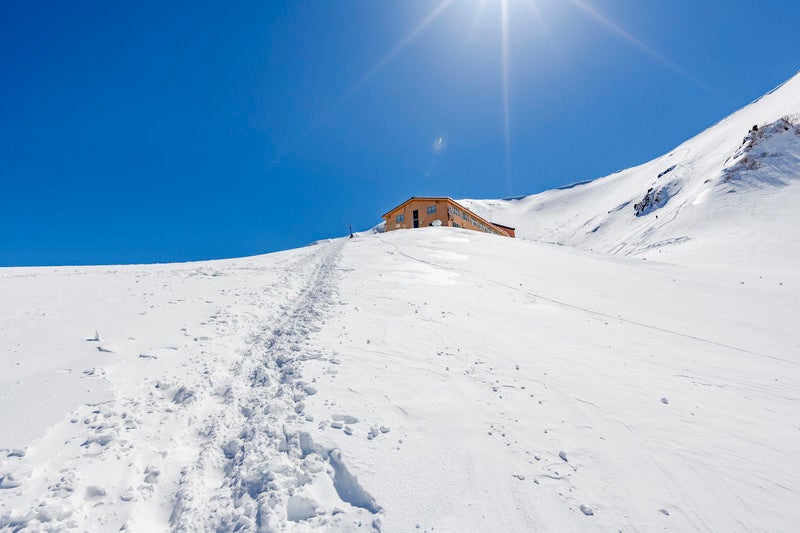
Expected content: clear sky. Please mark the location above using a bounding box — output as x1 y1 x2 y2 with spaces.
2 0 799 265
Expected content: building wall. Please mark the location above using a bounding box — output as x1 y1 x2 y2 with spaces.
383 198 512 237
383 199 451 232
494 225 516 238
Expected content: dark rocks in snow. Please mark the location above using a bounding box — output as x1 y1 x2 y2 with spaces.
724 117 800 186
633 188 658 216
634 181 681 217
632 165 680 216
657 165 677 178
633 187 661 213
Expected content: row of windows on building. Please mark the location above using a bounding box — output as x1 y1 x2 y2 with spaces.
393 204 500 235
448 205 479 225
396 205 438 223
448 206 500 235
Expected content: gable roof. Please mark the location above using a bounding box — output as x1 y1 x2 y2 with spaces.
380 197 454 218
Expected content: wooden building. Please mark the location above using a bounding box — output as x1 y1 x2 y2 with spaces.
382 197 515 238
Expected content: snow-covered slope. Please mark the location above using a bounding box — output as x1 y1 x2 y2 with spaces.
462 72 800 268
2 229 799 531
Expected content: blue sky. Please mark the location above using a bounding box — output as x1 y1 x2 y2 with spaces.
2 0 799 265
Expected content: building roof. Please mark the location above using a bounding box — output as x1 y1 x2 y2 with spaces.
492 223 516 231
380 197 454 218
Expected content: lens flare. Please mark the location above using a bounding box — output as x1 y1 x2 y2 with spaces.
272 0 455 166
273 0 723 191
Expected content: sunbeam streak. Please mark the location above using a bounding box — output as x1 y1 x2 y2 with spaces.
566 0 727 103
524 0 558 55
347 0 455 101
470 0 488 40
271 0 455 167
501 0 513 194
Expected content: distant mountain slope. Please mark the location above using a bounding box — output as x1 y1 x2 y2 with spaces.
462 72 800 267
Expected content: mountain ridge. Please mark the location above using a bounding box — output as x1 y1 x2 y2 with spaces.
462 71 800 266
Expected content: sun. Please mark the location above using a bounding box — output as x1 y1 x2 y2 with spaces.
282 0 715 194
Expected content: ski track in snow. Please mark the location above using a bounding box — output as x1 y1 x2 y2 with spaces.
316 229 799 532
379 236 796 367
0 239 382 532
169 238 381 532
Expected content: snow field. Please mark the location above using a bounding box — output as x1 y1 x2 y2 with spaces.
1 225 798 531
1 242 380 531
301 228 800 531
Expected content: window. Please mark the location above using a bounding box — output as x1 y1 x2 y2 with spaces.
427 205 437 215
453 223 460 228
396 214 405 223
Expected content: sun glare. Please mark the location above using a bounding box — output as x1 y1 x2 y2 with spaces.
277 0 717 195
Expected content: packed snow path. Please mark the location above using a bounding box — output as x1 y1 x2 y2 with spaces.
1 228 799 531
1 239 381 531
168 239 381 531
